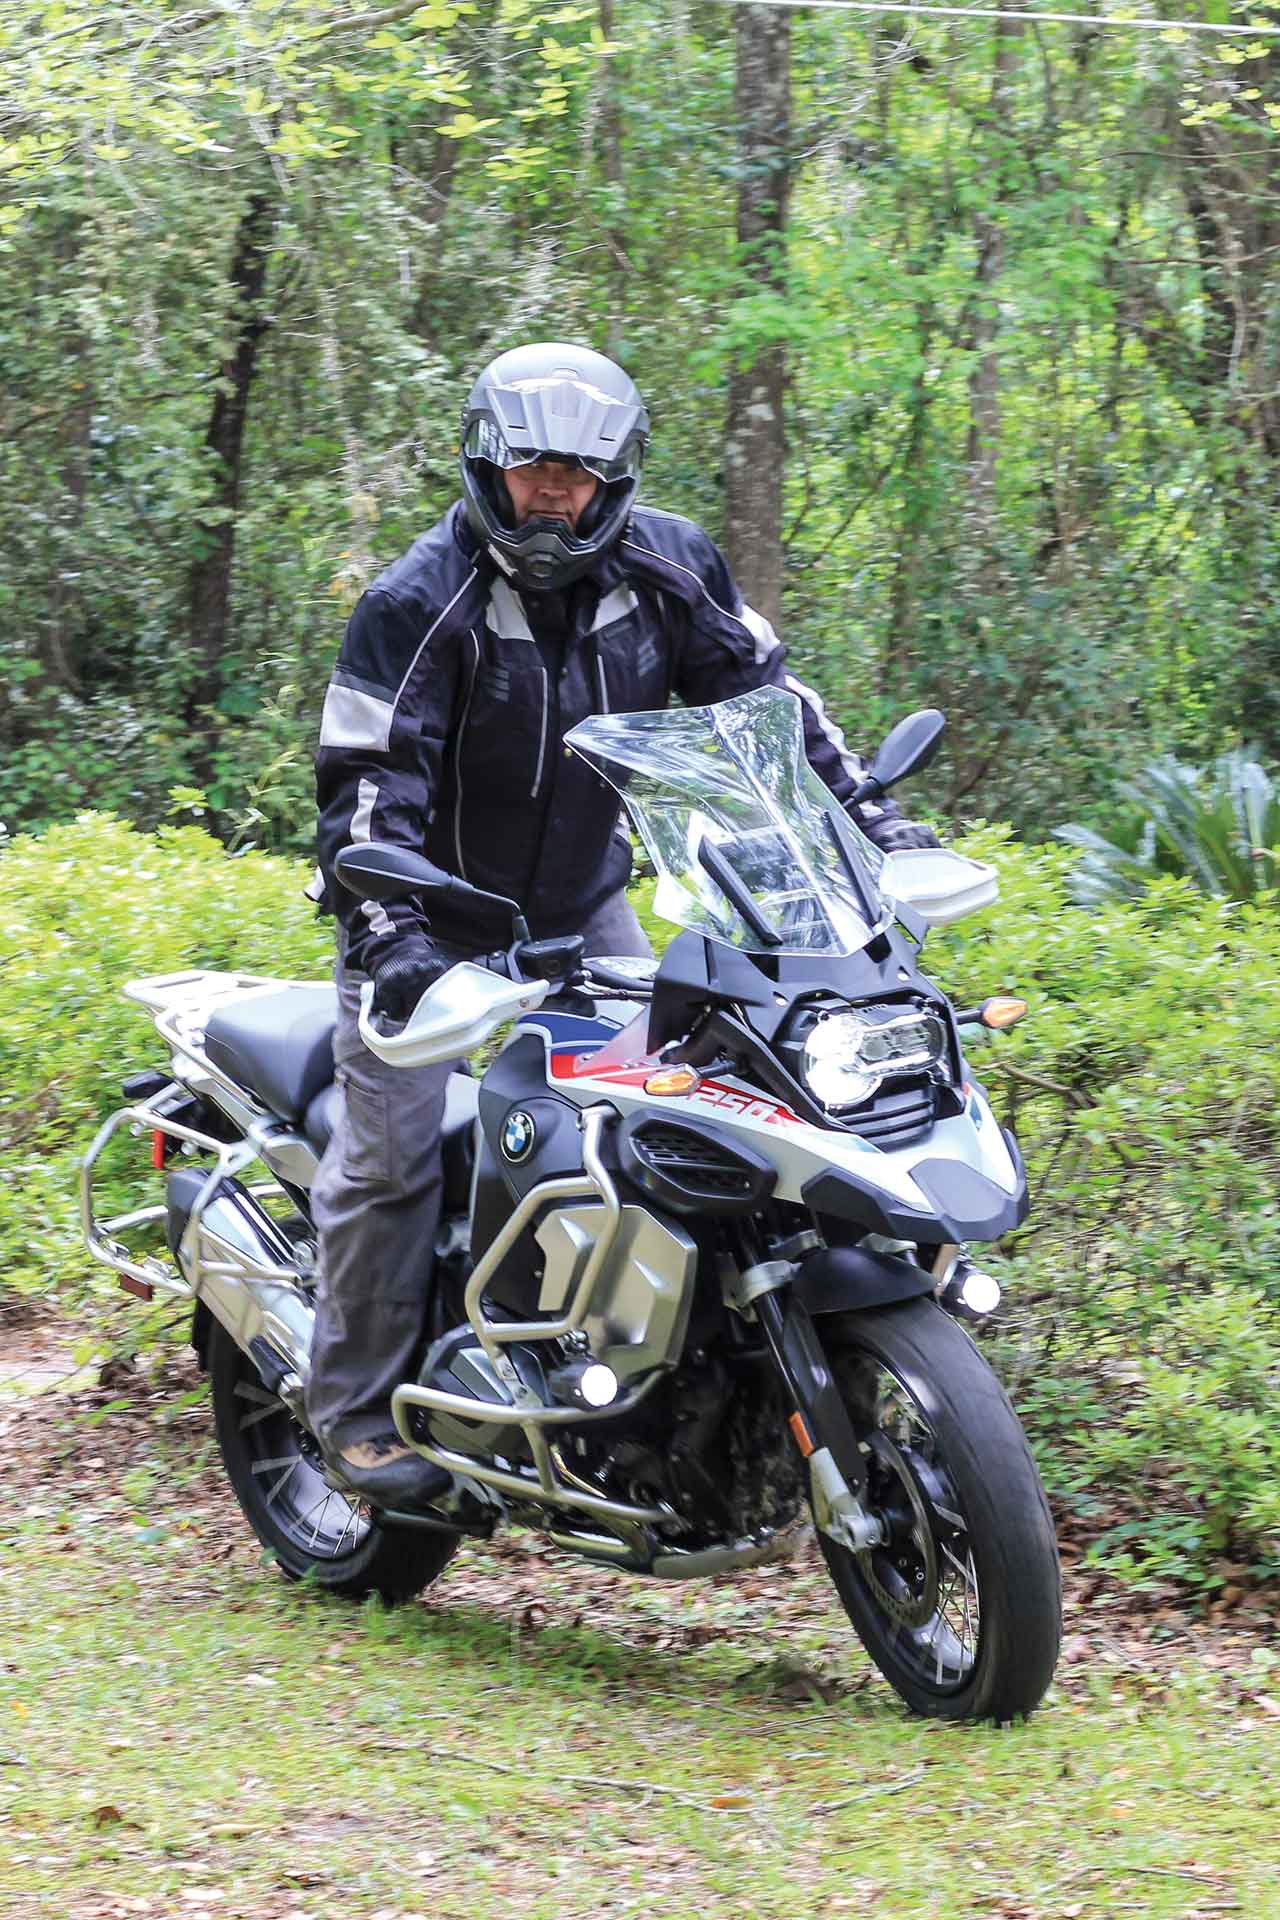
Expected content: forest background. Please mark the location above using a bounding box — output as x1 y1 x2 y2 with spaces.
3 0 1280 1596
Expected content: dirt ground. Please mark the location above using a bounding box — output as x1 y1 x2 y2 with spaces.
2 1299 1276 1686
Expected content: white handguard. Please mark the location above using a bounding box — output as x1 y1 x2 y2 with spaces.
879 847 999 927
357 962 550 1067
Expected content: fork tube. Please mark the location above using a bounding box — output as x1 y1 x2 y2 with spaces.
753 1288 868 1497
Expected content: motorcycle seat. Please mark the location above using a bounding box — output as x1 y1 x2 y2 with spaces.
302 1071 480 1212
205 985 338 1123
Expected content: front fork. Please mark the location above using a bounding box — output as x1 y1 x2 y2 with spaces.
742 1272 885 1554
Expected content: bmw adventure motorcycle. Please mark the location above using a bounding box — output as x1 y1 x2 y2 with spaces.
83 687 1060 1722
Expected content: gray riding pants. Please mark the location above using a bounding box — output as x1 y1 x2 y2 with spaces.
306 892 653 1450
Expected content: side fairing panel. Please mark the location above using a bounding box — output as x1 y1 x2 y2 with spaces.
519 1016 1020 1224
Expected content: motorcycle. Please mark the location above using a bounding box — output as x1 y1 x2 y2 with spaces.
82 686 1060 1722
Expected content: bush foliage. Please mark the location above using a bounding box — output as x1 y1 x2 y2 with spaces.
0 813 330 1307
1057 752 1280 906
929 827 1280 1589
2 815 1277 1591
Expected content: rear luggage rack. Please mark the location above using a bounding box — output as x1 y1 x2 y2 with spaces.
80 1088 243 1301
120 971 314 1110
82 967 323 1305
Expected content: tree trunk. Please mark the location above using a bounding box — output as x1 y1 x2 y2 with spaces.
966 12 1021 543
45 210 91 696
185 189 273 758
887 313 936 700
723 2 791 630
597 0 626 359
407 131 460 339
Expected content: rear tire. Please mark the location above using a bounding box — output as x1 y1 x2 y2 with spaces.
818 1298 1060 1722
208 1319 456 1603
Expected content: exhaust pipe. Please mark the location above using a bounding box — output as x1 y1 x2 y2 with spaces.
167 1169 314 1378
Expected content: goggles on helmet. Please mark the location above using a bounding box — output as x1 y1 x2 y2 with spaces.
464 416 643 486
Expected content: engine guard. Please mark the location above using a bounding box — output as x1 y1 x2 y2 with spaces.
792 1243 935 1316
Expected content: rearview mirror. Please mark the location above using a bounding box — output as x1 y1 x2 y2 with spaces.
333 843 530 941
852 709 946 808
335 843 456 902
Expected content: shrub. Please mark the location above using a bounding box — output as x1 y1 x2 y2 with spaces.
2 814 1277 1589
0 813 331 1307
930 826 1280 1587
1056 751 1280 904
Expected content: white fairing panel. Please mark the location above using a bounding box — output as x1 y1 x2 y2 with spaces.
879 848 998 927
532 1019 1019 1219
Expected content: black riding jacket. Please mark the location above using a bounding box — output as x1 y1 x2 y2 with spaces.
314 501 886 971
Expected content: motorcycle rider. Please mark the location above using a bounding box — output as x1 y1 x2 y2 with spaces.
307 341 938 1507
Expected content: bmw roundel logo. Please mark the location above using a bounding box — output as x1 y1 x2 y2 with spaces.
502 1110 536 1163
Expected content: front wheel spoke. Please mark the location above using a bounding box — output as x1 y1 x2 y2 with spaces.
307 1490 338 1549
264 1458 300 1507
936 1577 964 1652
922 1593 951 1683
238 1400 280 1434
925 1584 951 1650
940 1538 978 1593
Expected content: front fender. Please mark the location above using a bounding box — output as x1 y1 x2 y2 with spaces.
792 1243 935 1316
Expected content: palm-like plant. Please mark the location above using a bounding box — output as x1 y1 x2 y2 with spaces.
1056 753 1280 905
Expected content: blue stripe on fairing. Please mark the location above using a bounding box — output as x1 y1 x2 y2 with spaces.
521 1010 625 1042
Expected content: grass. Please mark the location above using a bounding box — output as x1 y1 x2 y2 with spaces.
1 1347 1278 1920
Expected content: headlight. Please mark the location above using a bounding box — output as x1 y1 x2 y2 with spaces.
801 1005 947 1110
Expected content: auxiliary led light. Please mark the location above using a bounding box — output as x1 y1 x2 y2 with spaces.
940 1257 1002 1321
959 1268 1001 1316
579 1363 620 1408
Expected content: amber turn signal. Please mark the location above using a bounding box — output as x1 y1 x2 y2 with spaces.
643 1065 701 1097
980 996 1027 1030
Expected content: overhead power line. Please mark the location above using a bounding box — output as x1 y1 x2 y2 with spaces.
711 0 1280 37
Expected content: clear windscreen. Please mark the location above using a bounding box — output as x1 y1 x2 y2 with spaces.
567 686 887 956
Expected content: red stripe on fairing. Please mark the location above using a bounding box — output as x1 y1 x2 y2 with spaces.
550 1050 805 1128
690 1077 804 1129
549 1049 654 1088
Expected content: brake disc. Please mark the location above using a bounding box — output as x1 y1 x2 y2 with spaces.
857 1433 941 1630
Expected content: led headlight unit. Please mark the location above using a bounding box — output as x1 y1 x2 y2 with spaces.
800 1004 947 1111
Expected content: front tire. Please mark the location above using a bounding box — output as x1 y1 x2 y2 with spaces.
818 1298 1060 1722
208 1319 456 1603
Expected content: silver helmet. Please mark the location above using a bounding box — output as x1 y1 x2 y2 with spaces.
460 342 649 591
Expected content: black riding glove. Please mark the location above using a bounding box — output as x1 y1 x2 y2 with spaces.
852 806 941 855
370 932 449 1026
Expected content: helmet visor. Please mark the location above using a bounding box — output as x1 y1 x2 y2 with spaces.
464 416 643 486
